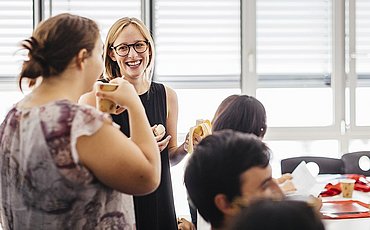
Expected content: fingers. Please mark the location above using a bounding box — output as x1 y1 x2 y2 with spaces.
177 218 195 230
96 78 136 106
154 130 166 141
280 180 297 193
183 132 202 153
183 139 189 152
155 134 163 142
277 173 293 184
183 132 190 152
151 125 158 138
282 173 293 180
158 135 171 152
112 105 126 115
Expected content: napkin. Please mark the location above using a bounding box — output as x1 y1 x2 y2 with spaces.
319 174 370 197
320 183 341 197
348 174 370 192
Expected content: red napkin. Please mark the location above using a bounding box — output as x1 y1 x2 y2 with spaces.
319 174 370 197
347 174 370 192
320 183 342 197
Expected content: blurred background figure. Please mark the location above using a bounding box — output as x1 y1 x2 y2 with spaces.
229 199 325 230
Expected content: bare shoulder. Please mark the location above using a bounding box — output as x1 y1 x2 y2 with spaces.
79 91 96 107
164 85 178 102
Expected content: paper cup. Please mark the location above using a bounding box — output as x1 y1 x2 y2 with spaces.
340 179 356 198
95 82 119 113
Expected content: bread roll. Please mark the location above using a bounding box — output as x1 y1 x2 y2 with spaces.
153 124 166 137
95 82 119 113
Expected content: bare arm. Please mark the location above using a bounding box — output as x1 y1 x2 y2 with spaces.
77 79 160 195
165 86 188 166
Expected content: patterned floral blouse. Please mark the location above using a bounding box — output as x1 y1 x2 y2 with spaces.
0 100 135 229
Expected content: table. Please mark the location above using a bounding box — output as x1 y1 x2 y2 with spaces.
324 217 370 230
198 175 370 230
319 175 370 230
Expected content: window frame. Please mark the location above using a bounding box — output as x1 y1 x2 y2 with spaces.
1 0 369 154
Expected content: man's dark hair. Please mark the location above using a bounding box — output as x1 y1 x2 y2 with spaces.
230 199 325 230
184 130 270 228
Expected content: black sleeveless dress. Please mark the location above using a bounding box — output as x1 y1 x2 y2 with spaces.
110 82 177 230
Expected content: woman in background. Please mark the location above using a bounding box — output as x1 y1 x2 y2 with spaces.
0 13 160 229
80 17 187 230
212 95 267 136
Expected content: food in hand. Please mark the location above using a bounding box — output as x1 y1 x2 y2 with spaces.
153 124 166 137
187 119 212 154
95 82 119 113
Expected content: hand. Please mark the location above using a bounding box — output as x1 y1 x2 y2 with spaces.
111 105 126 115
276 173 293 184
183 132 202 153
151 125 171 152
280 180 297 193
307 196 323 212
177 217 195 230
275 174 296 193
157 135 171 152
95 78 140 109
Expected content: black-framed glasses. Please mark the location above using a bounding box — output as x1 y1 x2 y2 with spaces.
111 41 149 57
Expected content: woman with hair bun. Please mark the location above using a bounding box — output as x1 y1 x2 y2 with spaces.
0 13 160 229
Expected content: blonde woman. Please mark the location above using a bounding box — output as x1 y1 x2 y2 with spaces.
80 17 187 230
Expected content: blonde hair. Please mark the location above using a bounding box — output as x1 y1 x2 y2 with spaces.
104 17 155 81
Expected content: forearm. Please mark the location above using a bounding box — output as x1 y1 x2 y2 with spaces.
128 104 160 168
169 142 188 166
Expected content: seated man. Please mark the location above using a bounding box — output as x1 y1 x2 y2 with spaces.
184 130 284 230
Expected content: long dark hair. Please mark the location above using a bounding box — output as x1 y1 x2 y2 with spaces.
212 95 267 138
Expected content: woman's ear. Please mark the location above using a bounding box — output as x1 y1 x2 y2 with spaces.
109 49 117 61
76 48 88 69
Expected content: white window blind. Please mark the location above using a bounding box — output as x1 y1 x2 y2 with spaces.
356 0 370 74
256 0 332 86
48 0 141 40
0 0 33 80
154 0 241 88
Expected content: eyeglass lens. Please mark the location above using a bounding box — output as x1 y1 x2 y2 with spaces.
114 41 148 56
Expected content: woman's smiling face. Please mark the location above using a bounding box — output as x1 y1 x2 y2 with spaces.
109 24 150 80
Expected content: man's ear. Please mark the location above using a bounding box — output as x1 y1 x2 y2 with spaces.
214 194 241 218
76 48 88 69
